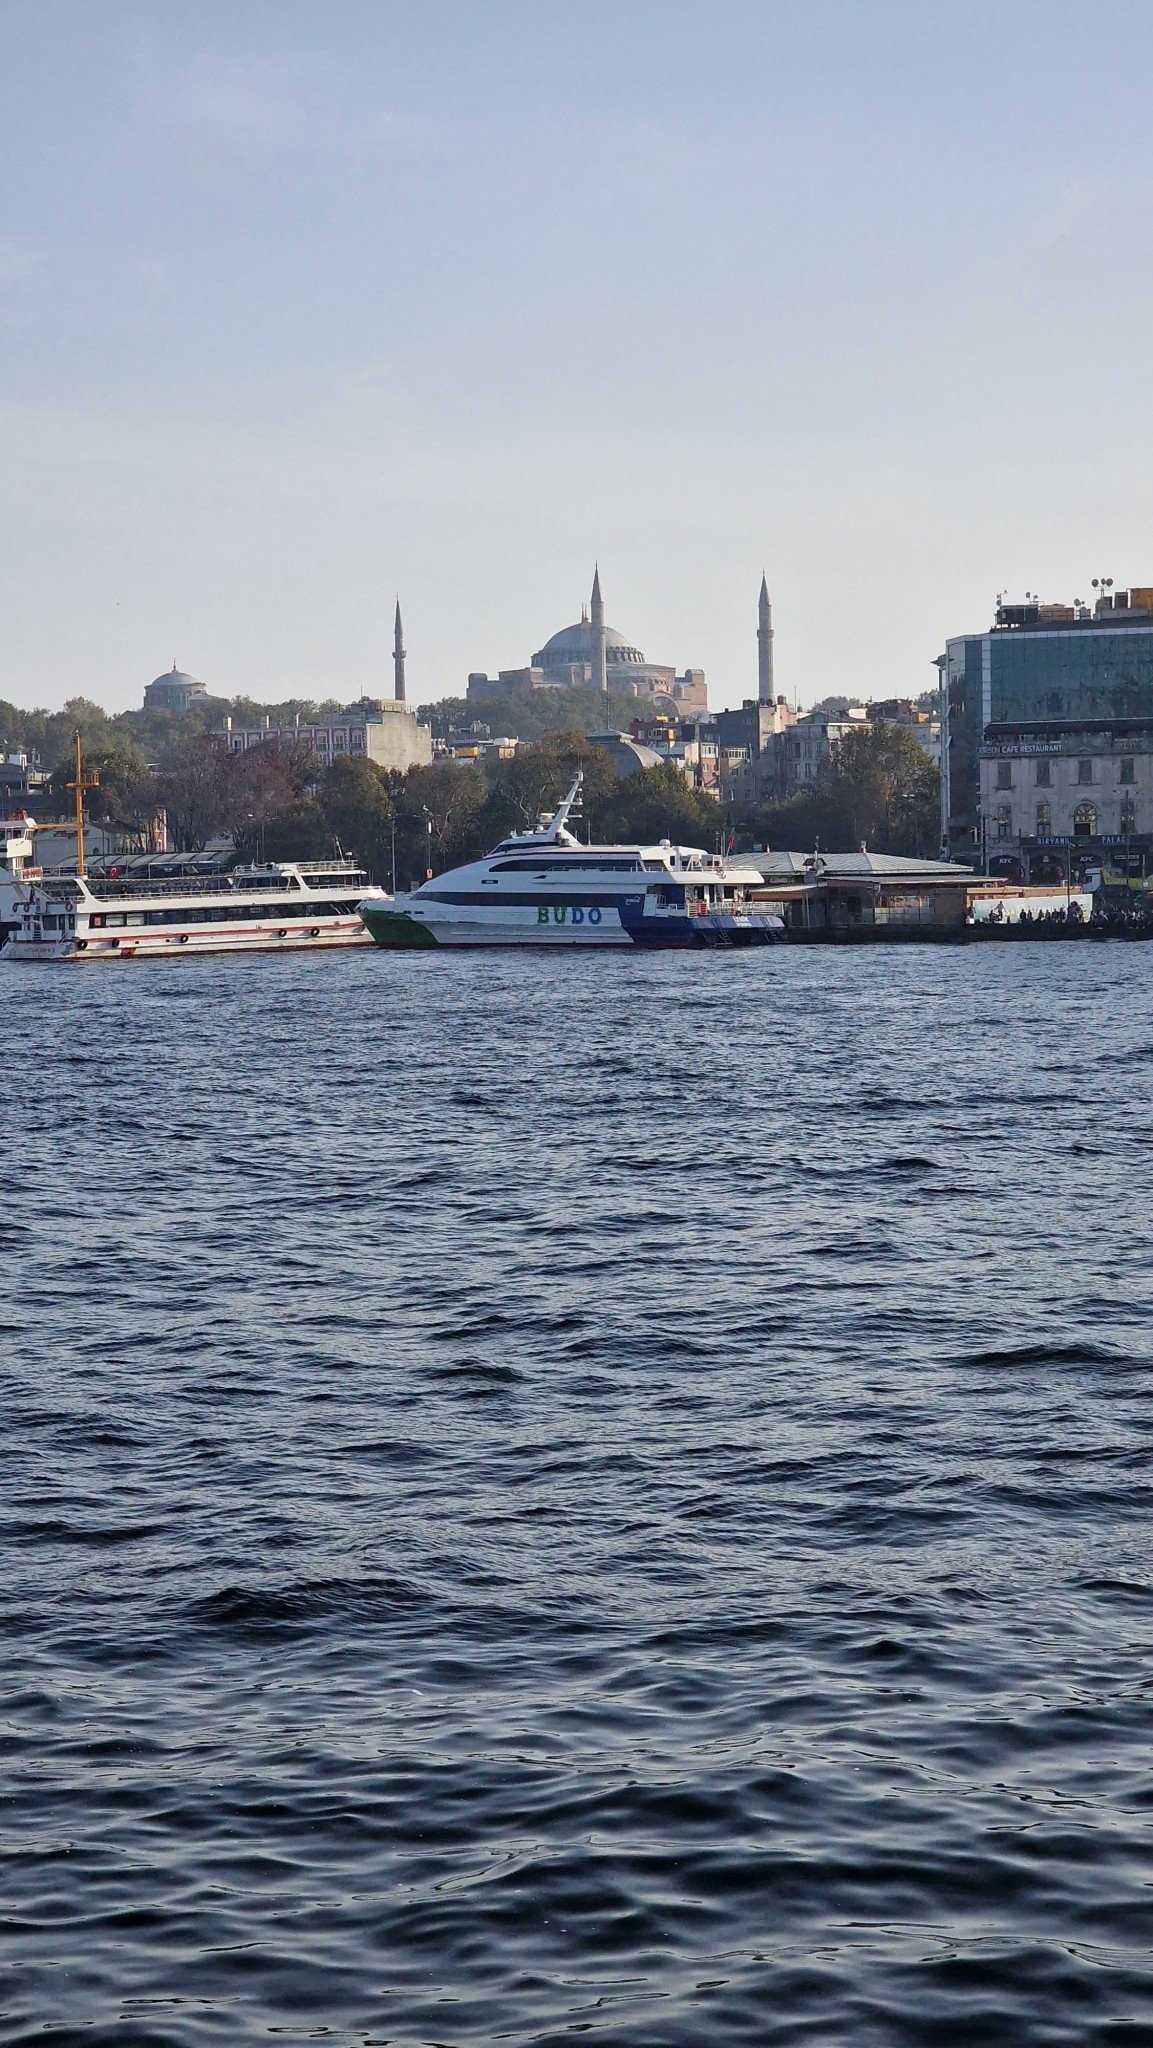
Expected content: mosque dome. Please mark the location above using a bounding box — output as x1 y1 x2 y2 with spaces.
532 619 646 668
148 667 204 694
142 663 209 712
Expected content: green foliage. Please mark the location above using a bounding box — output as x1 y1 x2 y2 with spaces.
594 763 721 848
418 686 643 744
734 723 940 857
47 739 160 842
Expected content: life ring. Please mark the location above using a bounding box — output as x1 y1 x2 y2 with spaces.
309 927 320 938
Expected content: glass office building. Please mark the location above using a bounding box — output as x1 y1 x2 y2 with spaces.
940 598 1153 850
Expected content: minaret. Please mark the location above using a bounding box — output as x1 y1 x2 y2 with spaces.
591 564 608 695
757 573 774 704
393 598 406 704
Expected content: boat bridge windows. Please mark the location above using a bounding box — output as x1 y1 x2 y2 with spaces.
489 855 643 874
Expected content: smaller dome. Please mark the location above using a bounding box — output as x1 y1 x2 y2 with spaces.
148 666 204 693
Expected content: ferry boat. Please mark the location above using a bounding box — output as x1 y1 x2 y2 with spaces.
0 813 38 946
1 731 389 963
359 774 784 948
3 859 388 962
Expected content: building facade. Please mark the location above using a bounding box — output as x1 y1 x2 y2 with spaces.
223 698 432 773
980 720 1152 870
941 588 1153 857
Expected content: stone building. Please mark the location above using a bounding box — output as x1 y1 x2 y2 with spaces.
223 698 432 774
980 720 1151 869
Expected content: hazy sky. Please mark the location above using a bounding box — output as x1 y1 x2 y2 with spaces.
2 0 1152 715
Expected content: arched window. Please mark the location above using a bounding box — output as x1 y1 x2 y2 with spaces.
1073 802 1098 838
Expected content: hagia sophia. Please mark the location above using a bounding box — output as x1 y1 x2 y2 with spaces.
467 568 709 714
140 568 781 729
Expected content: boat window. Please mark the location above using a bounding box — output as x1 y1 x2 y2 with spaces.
490 856 640 874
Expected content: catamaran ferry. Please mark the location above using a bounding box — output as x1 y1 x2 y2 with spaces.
3 859 388 963
359 774 783 948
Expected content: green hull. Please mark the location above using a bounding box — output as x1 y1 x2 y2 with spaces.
360 905 438 948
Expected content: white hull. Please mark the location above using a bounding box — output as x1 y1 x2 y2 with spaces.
408 905 631 946
5 915 374 963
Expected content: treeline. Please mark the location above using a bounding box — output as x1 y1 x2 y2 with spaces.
10 695 941 870
0 690 394 781
241 733 725 886
178 722 939 878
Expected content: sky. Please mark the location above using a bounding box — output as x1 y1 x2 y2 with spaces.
2 0 1153 716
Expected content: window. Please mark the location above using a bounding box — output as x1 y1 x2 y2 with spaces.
1120 757 1135 784
1073 802 1098 838
996 761 1013 789
996 804 1013 839
1035 760 1051 787
1077 757 1093 784
1121 798 1137 833
1036 802 1051 835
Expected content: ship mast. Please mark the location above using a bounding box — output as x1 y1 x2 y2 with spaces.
68 730 98 878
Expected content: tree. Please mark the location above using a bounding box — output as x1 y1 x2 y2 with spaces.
815 723 940 855
598 762 720 847
316 756 395 876
159 736 320 853
733 723 940 857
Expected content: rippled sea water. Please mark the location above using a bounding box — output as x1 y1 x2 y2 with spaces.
5 944 1153 2046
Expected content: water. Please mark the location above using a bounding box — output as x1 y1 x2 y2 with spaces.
4 944 1153 2046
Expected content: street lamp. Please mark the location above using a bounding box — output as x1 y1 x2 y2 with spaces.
423 807 433 881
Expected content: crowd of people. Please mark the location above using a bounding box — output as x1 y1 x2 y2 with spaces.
974 893 1153 938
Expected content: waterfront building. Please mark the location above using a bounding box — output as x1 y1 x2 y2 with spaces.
979 721 1153 870
940 586 1153 860
747 850 1046 934
144 665 209 713
467 569 709 713
223 697 432 773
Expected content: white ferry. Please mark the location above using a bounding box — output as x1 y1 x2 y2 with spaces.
359 774 783 948
3 859 388 962
0 813 38 946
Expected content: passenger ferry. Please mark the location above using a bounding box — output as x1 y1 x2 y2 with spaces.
1 731 389 963
0 813 38 946
3 859 388 962
359 774 783 948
